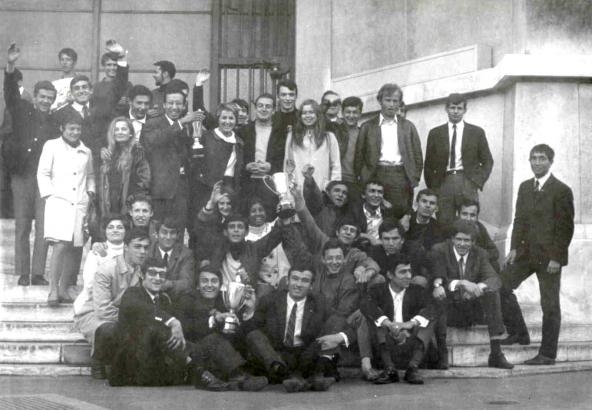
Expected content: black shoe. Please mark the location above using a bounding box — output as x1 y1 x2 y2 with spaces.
488 353 514 369
309 376 336 392
194 369 231 391
315 356 341 382
500 333 530 346
269 361 289 384
47 297 59 307
524 354 555 366
374 367 399 384
404 367 424 385
17 275 30 286
283 376 310 393
31 276 49 286
436 354 449 370
229 373 268 392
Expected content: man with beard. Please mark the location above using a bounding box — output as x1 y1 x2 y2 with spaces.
149 60 175 117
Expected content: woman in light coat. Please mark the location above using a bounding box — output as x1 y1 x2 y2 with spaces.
37 114 95 305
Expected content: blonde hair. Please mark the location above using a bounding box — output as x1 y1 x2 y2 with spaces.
105 116 135 173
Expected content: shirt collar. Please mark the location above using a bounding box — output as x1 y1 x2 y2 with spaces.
448 120 464 129
453 246 469 263
379 113 397 126
143 287 159 302
164 114 178 126
130 108 146 123
535 172 552 189
215 128 237 144
363 203 382 218
72 101 89 113
159 247 171 259
388 284 406 298
287 293 306 307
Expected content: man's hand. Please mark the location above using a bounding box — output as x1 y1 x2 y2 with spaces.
505 249 517 268
289 183 305 211
399 214 411 232
381 198 393 210
458 280 481 299
301 164 315 180
147 107 161 118
91 241 108 257
410 275 428 288
105 40 126 59
316 334 344 351
180 110 204 124
547 260 561 275
285 159 296 175
7 43 20 65
195 69 211 86
166 319 186 351
433 286 446 300
353 266 376 283
358 232 380 247
257 161 271 174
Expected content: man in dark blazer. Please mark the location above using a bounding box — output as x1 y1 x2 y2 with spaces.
239 93 282 218
354 83 423 218
500 144 574 365
243 268 355 393
429 220 513 369
361 253 437 384
140 82 198 232
147 217 195 299
424 93 493 224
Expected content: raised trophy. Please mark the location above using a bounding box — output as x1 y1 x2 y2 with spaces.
220 277 247 334
263 172 296 218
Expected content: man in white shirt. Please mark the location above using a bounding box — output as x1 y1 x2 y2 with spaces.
360 254 436 385
124 85 152 142
243 268 355 393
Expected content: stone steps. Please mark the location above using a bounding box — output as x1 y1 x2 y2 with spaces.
447 323 592 345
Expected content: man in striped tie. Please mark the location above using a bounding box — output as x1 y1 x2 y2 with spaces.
243 267 356 393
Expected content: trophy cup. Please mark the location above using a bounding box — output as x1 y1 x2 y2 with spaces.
263 172 296 218
220 278 247 334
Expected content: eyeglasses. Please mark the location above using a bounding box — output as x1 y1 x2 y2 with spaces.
146 269 166 278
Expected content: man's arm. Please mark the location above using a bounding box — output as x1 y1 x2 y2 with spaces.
473 127 494 189
166 249 195 295
424 130 437 189
141 118 184 147
303 174 324 217
407 121 423 187
353 122 369 181
92 267 120 322
333 274 360 317
550 184 575 265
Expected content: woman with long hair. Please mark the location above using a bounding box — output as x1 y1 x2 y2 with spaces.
284 99 341 190
98 116 150 218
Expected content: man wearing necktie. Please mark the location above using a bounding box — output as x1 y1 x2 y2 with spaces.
500 144 574 365
429 220 513 369
243 268 356 393
424 93 494 224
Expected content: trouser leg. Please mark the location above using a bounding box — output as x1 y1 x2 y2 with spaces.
500 262 533 337
11 174 35 278
245 329 286 372
198 333 246 379
536 266 561 359
93 322 119 364
347 310 373 361
31 188 48 278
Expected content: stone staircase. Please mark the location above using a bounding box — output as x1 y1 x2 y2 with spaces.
1 218 592 377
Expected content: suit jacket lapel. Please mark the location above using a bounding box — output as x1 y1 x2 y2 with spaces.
384 285 394 321
301 297 315 337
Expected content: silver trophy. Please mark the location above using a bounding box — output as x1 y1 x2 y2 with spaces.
263 172 296 218
220 278 247 334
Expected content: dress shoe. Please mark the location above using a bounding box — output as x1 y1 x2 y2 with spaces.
315 356 340 382
47 296 60 307
436 356 449 370
488 353 514 369
309 376 336 392
361 367 382 382
17 275 30 286
500 333 530 346
404 367 424 385
31 276 49 286
193 369 231 391
373 367 399 384
269 361 289 384
524 354 555 366
228 372 269 392
282 376 310 393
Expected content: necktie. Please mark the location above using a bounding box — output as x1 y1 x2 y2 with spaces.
449 124 457 169
458 256 464 279
534 180 540 191
82 105 89 120
284 303 297 347
163 252 169 266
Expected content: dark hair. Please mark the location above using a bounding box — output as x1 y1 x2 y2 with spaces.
223 213 248 230
127 193 153 210
124 226 150 244
100 52 119 66
450 219 478 239
364 179 385 191
416 188 439 202
142 257 167 276
246 196 266 218
325 180 348 194
128 85 153 102
288 266 315 281
14 69 23 82
58 48 78 63
386 253 411 274
70 75 91 90
322 238 345 257
164 79 188 101
198 263 223 282
33 80 57 98
216 103 238 120
255 93 275 106
530 144 555 162
276 79 298 95
154 60 176 79
458 198 480 215
321 90 340 102
231 98 249 111
376 83 403 103
445 93 467 108
156 216 182 233
59 112 83 127
101 213 128 234
342 96 363 111
336 215 360 234
379 219 406 239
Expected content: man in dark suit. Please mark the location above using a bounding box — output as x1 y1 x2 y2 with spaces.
3 43 59 286
140 82 200 232
354 83 423 218
457 198 500 272
424 93 493 224
243 268 355 393
116 84 152 143
500 144 574 365
361 253 437 384
174 266 268 391
239 93 282 218
147 217 195 298
429 220 513 369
